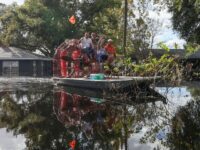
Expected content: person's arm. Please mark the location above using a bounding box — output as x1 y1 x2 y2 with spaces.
104 44 108 53
97 39 101 50
79 37 83 49
89 39 94 49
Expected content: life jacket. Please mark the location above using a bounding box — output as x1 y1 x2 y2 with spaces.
60 50 68 77
104 44 116 54
71 49 81 61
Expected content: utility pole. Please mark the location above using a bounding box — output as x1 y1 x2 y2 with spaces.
123 0 128 57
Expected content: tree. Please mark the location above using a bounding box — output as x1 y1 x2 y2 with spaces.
126 0 164 59
169 0 200 45
0 3 6 15
0 0 122 56
148 19 162 49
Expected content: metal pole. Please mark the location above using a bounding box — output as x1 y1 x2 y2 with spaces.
123 0 128 57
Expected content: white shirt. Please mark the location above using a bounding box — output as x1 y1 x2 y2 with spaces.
80 37 93 49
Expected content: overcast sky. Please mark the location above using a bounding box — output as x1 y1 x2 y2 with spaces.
0 128 26 150
0 0 186 49
0 0 24 5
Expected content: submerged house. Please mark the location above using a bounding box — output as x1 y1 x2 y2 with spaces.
0 47 52 77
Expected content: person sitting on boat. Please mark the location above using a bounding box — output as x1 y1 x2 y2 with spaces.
104 39 116 64
80 32 94 60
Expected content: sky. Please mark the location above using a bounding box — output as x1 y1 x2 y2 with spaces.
0 128 26 150
0 0 24 5
0 0 186 49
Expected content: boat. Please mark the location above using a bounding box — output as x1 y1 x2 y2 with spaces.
53 76 159 90
53 39 160 90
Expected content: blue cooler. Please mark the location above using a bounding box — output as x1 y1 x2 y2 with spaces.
90 74 105 80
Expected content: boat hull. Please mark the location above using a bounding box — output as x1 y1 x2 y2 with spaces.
53 76 158 90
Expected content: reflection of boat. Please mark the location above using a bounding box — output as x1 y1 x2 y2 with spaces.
54 81 166 104
53 90 107 127
53 76 159 90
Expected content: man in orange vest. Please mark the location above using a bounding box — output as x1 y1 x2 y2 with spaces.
104 39 116 64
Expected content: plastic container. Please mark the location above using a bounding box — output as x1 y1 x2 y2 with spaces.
90 73 105 80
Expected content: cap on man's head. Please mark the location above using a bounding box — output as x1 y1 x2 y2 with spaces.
108 39 113 42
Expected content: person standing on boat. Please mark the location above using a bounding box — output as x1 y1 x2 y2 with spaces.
91 32 99 59
96 35 108 62
104 39 116 64
80 32 94 60
96 35 108 72
67 39 83 77
59 40 70 77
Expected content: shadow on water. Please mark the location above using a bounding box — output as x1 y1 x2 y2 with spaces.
0 81 199 150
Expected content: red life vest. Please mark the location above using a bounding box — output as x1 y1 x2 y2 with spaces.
71 49 81 61
60 50 67 77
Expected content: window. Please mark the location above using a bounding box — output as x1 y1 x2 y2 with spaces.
2 61 19 77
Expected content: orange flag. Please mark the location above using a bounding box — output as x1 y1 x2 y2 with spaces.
69 15 76 24
69 140 76 150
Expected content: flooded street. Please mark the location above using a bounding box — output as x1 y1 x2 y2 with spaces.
0 80 199 150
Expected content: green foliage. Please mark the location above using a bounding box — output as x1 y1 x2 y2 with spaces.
169 0 200 45
0 0 122 56
84 0 122 50
158 42 170 52
133 54 180 79
127 0 151 56
108 53 182 83
185 42 200 56
0 3 6 16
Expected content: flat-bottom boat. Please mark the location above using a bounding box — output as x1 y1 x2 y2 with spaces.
53 76 159 90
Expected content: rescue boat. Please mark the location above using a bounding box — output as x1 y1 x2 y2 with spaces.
52 39 159 90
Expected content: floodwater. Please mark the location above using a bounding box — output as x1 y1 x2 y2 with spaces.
0 79 199 150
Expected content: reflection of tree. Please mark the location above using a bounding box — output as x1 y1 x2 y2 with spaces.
54 88 167 150
167 100 200 150
0 83 169 150
0 84 70 150
187 86 200 99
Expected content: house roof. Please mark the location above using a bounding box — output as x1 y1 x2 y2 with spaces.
146 49 185 58
133 49 200 60
0 47 52 60
186 51 200 59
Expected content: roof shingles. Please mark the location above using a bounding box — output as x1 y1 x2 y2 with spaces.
0 47 51 60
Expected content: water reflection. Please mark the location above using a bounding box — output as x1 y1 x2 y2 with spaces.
0 83 69 150
54 90 128 150
53 86 167 150
0 81 199 150
167 98 200 150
